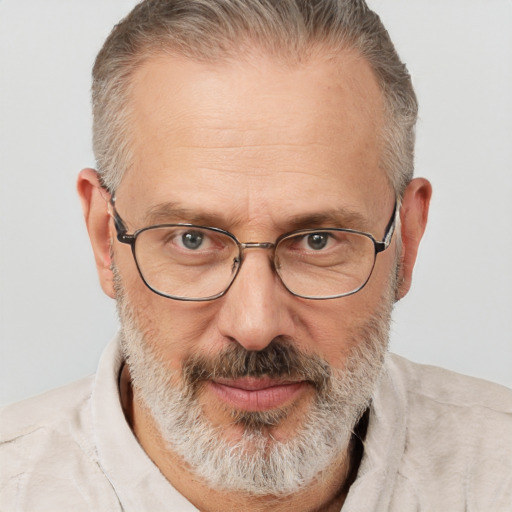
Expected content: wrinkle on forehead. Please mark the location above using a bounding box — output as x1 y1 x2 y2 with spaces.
127 49 384 155
118 49 391 237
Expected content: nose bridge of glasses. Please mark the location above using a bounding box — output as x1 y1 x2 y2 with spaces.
238 242 277 265
232 242 282 286
235 241 281 286
240 242 275 250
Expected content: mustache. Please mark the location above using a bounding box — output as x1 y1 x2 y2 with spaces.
183 337 331 391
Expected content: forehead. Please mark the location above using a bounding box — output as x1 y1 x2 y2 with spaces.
118 50 389 228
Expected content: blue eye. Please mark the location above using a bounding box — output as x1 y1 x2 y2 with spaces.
181 231 204 250
306 233 329 250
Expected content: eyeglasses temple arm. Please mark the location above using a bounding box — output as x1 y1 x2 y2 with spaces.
375 198 399 253
108 196 132 243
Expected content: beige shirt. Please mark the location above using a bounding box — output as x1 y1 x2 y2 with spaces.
1 335 511 511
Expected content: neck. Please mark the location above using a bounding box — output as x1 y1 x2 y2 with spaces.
120 365 365 512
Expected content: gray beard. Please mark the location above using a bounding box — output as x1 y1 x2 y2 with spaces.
115 271 393 496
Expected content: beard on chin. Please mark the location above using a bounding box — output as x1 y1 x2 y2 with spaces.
113 265 394 496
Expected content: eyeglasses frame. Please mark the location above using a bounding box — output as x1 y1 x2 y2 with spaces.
108 197 399 301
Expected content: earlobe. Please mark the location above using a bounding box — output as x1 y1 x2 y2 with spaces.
396 178 432 300
77 168 116 299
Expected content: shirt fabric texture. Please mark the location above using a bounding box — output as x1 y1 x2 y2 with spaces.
1 334 511 511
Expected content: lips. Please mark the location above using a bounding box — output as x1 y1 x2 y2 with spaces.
208 377 307 411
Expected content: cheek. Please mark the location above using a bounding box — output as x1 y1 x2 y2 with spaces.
114 244 214 358
121 279 225 370
295 286 390 368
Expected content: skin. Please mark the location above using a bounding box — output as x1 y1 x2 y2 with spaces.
78 48 431 511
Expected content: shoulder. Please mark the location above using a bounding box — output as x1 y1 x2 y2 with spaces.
0 376 94 441
386 353 512 450
385 354 512 510
0 377 121 511
387 353 512 412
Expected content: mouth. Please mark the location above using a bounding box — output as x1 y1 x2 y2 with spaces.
208 377 308 411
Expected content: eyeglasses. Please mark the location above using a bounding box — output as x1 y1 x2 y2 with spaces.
109 198 398 301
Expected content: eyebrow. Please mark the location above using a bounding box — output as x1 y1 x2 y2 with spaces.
282 210 372 233
143 202 235 228
143 201 374 234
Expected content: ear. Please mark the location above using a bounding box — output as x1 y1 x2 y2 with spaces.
396 177 432 300
77 168 116 299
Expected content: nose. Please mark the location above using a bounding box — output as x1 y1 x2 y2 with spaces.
216 251 296 352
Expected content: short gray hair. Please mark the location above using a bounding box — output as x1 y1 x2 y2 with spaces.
92 0 417 196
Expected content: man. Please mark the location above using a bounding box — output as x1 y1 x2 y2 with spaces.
1 1 511 510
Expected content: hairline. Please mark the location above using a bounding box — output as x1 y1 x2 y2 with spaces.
95 40 398 195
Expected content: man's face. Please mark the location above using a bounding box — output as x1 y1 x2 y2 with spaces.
111 49 397 492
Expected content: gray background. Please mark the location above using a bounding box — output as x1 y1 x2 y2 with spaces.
1 0 511 405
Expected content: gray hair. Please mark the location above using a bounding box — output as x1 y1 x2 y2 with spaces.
92 0 417 196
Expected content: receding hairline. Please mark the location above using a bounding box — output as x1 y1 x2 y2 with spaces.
92 0 417 196
102 41 389 185
126 41 385 113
